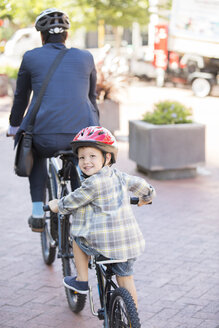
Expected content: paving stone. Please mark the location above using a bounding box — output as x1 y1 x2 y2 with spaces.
197 321 219 328
1 85 219 328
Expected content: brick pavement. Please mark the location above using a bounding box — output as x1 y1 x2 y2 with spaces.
0 92 219 328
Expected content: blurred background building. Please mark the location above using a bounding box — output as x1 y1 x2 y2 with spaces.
0 0 219 97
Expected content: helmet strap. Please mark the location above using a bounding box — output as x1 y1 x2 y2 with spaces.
81 171 90 179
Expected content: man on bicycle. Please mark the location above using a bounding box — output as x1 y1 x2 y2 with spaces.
7 8 99 232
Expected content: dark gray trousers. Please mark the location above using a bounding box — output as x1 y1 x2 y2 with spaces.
30 133 76 202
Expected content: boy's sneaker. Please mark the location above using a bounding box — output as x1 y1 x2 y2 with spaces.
28 216 45 232
63 276 89 294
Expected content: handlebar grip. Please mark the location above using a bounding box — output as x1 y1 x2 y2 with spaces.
43 204 50 212
130 197 152 205
130 197 139 204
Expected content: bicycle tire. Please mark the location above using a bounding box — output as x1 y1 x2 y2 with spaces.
41 166 57 265
61 217 87 313
109 287 141 328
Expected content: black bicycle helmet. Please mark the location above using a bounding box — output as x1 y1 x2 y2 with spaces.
35 8 70 34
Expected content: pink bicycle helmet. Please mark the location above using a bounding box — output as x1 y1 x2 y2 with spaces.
71 126 118 164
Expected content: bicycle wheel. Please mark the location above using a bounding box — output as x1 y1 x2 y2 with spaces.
109 287 141 328
41 165 58 265
61 215 87 313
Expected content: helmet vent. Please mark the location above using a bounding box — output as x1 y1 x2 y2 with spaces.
40 21 47 27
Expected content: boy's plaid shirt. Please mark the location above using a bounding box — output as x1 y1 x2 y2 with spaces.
58 166 155 260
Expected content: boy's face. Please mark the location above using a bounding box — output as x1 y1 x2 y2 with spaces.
78 147 111 176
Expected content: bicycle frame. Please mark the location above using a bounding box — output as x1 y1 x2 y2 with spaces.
88 257 123 327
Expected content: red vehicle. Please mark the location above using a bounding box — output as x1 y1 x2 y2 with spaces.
153 0 219 97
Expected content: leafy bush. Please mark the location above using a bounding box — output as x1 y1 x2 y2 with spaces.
142 100 193 125
0 66 18 79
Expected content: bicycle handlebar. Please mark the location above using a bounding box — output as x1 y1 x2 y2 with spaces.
43 197 151 211
43 204 50 212
130 197 139 204
130 197 152 205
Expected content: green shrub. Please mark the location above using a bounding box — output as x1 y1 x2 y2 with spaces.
142 100 193 125
0 66 18 79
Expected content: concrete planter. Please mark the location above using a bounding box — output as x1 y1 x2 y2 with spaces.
99 99 120 134
129 120 205 180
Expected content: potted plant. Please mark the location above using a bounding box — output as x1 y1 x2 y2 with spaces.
96 59 126 134
129 100 205 179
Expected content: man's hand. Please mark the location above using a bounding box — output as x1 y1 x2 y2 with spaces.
6 126 19 137
138 199 152 207
48 199 59 213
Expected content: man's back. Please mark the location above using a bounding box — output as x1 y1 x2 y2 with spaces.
10 43 99 135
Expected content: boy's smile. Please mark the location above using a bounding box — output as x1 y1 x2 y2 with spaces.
78 147 106 176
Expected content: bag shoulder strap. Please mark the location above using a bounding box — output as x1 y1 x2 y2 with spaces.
26 48 69 132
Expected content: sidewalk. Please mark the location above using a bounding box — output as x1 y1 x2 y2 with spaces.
0 84 219 328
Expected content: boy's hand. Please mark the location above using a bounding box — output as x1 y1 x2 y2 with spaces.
138 199 152 207
48 199 59 213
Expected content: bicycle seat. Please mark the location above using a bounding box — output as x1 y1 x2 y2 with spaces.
53 150 74 158
95 255 127 265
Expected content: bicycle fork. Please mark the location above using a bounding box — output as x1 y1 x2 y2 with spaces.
88 286 109 328
88 264 110 327
88 285 99 317
44 223 56 247
57 213 63 257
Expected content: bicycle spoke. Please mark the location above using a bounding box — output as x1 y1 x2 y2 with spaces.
62 215 87 313
113 298 131 327
109 288 141 328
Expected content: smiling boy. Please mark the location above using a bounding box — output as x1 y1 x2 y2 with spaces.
48 126 156 307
